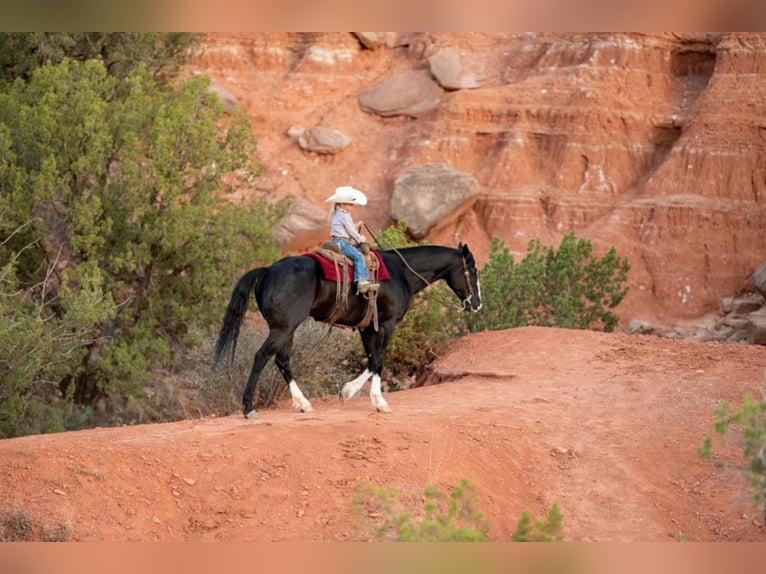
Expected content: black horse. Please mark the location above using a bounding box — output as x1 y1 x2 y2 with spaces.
213 243 482 419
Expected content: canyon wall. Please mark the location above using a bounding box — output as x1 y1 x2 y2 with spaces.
188 32 766 326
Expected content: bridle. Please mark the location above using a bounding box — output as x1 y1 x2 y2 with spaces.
363 223 478 311
458 255 477 311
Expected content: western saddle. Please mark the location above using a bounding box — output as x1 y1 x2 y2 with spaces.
315 241 381 330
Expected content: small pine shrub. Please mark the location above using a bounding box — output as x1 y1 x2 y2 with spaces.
699 393 766 523
511 504 564 542
351 477 490 541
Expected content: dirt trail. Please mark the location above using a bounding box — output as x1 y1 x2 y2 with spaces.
1 327 765 541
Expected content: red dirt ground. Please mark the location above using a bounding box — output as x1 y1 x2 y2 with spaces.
1 326 765 542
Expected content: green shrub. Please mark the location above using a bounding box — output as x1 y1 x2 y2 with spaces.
0 53 284 437
352 477 565 542
699 394 766 523
351 477 490 541
512 504 564 541
0 503 72 541
0 33 201 86
0 254 102 437
464 232 630 333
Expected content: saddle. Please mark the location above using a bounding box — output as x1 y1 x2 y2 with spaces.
313 242 381 330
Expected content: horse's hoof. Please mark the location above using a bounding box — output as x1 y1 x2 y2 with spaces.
244 410 259 420
293 398 314 413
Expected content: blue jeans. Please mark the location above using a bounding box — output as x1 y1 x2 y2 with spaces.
332 238 369 282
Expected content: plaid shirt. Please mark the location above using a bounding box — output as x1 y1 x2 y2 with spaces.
330 206 363 243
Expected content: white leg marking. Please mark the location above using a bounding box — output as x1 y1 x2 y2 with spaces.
370 373 391 413
289 380 313 413
475 277 483 310
340 369 373 403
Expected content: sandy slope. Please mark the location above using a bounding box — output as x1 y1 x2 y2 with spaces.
1 327 765 542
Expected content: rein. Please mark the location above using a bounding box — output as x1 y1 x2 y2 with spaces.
362 223 475 311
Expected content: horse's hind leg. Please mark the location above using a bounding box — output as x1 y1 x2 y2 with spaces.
242 330 294 418
242 341 274 419
275 350 313 413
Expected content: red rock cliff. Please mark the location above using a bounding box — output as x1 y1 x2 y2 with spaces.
187 32 766 326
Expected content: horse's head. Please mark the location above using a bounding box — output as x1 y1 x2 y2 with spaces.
449 243 482 312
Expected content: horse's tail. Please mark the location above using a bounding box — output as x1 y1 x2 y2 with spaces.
212 267 267 369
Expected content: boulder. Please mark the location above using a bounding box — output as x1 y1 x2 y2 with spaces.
390 163 480 239
427 48 483 89
295 126 351 154
352 32 399 49
752 261 766 297
730 292 766 315
628 319 655 335
746 307 766 345
272 200 327 248
207 80 239 113
358 71 442 118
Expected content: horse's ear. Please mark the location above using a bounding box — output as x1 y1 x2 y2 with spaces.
458 241 464 250
459 242 469 254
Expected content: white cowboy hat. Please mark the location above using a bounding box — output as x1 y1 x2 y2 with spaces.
325 185 368 206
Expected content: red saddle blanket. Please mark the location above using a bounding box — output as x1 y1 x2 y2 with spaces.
305 249 391 282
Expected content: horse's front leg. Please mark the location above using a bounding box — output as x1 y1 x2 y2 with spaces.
275 351 313 413
355 325 393 413
369 373 391 413
339 368 373 403
289 381 313 413
339 369 390 412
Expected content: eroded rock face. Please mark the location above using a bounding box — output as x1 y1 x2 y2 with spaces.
188 32 766 327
